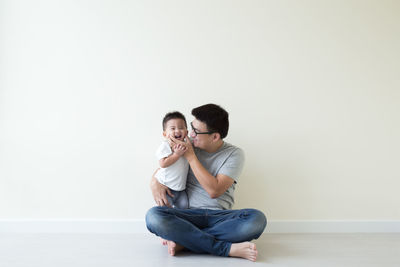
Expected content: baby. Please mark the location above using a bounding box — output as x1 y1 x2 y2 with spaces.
154 111 189 209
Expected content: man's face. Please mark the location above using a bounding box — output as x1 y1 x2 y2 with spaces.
163 118 187 141
189 119 214 148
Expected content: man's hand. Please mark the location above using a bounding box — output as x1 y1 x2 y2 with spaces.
150 170 174 207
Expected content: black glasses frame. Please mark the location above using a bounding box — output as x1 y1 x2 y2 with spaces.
190 122 215 136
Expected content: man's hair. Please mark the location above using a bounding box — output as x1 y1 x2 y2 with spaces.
191 104 229 139
162 111 187 130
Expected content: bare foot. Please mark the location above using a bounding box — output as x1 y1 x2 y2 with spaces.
160 238 168 246
167 240 184 256
229 242 258 262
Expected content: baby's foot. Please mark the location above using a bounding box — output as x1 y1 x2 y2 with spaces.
167 240 184 256
160 238 168 246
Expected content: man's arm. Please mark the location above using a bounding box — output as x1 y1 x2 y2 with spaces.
187 157 234 198
150 168 174 207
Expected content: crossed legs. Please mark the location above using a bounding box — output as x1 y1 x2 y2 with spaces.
146 207 267 261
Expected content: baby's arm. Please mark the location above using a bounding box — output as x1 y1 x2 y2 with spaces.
159 144 186 168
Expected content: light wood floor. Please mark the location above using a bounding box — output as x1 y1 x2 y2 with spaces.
1 233 399 266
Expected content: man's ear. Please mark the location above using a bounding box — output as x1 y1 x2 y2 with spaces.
212 132 221 142
163 131 167 137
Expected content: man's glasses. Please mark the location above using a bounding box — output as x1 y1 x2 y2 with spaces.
190 122 215 136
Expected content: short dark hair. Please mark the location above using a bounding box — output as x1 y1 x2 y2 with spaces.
191 104 229 139
162 111 187 130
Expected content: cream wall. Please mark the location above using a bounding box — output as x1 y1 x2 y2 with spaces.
1 0 399 222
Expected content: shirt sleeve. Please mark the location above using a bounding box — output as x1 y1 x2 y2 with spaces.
155 141 173 160
218 148 245 183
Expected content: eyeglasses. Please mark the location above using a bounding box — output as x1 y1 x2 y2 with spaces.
190 122 215 136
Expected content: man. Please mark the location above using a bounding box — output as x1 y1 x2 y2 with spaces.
146 104 267 261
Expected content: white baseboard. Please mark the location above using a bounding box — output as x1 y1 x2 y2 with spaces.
266 220 400 233
1 219 399 234
0 219 148 234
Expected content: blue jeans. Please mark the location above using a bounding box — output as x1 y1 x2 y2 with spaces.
145 206 267 256
167 189 188 209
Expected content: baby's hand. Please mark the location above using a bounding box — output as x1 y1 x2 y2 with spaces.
173 144 187 156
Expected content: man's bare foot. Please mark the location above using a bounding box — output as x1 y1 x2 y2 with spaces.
160 238 168 246
167 240 184 256
229 242 258 262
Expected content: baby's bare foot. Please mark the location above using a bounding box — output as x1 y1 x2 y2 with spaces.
160 238 168 246
167 240 184 256
229 242 258 262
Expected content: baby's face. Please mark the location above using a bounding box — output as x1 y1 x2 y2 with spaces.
163 118 187 141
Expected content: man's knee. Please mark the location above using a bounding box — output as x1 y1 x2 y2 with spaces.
145 206 166 234
242 209 267 239
253 209 267 235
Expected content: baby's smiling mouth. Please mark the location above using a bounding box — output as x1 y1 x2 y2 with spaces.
174 134 183 140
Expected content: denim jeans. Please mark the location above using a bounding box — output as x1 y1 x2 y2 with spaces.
145 206 267 256
167 190 188 209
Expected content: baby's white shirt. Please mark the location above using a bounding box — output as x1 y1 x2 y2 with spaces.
155 140 188 191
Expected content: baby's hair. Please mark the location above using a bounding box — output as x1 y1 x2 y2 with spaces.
162 111 187 130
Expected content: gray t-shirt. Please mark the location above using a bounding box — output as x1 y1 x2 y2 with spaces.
186 142 245 210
